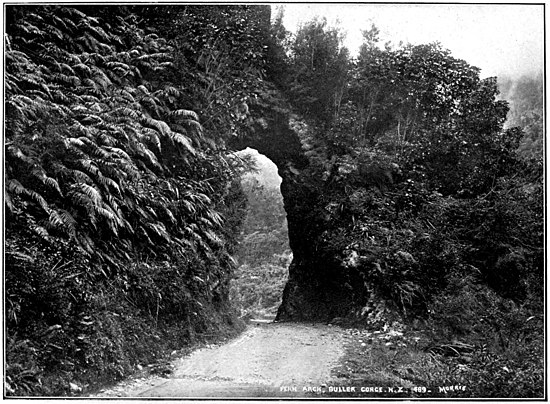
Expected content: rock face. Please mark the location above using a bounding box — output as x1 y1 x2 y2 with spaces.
231 101 357 321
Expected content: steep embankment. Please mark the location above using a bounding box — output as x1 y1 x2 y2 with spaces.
4 5 271 396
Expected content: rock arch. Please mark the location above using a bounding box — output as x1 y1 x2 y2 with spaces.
229 99 357 322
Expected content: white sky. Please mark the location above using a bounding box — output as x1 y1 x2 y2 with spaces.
278 3 544 79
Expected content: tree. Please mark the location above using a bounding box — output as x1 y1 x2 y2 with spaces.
287 18 350 125
499 73 543 159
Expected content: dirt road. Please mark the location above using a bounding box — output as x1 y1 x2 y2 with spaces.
96 321 345 398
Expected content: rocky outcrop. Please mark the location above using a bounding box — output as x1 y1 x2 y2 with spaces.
230 99 362 321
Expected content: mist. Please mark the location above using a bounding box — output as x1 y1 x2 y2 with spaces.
279 3 543 79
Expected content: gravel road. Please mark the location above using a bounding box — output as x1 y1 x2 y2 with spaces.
94 321 345 398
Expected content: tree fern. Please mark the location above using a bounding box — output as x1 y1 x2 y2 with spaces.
6 5 237 296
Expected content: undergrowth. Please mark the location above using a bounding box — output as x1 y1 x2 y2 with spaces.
329 274 544 399
5 226 245 396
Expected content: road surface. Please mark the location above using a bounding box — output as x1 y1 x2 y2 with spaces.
95 320 345 398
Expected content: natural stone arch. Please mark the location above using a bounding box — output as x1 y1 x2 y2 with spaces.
229 98 358 322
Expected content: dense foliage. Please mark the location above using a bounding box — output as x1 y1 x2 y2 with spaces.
4 5 270 395
271 16 543 396
230 154 291 318
499 73 544 159
4 5 544 398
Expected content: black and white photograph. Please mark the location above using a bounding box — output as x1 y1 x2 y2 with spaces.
3 2 545 399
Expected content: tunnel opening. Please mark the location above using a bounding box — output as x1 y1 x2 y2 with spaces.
229 148 291 322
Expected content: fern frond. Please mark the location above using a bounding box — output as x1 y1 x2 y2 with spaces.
68 186 98 227
31 168 64 197
78 158 103 180
134 142 161 169
138 225 154 245
202 229 223 246
113 106 140 119
32 225 50 239
207 210 225 227
77 33 100 53
53 72 81 87
103 146 131 161
52 89 71 104
5 192 14 212
142 116 170 136
90 66 112 89
95 204 120 226
121 218 134 234
105 193 123 216
62 7 87 19
64 168 94 184
52 15 72 32
59 62 76 75
164 86 180 97
79 94 99 103
179 199 196 215
170 132 196 155
6 50 31 64
171 109 199 121
18 22 45 37
130 65 142 80
146 222 171 242
162 206 177 224
74 182 102 205
28 190 50 213
48 209 76 236
137 84 150 95
60 51 82 66
7 145 34 165
87 24 110 43
86 102 105 113
118 88 136 103
96 175 121 195
65 137 86 148
98 133 118 147
135 205 153 221
46 25 65 41
81 138 112 160
106 61 130 72
80 113 103 126
154 62 173 71
199 217 213 228
6 179 28 196
44 176 63 196
141 129 161 152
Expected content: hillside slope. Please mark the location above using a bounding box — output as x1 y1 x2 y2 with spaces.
5 5 270 396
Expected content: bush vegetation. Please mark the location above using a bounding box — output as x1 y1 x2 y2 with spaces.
4 5 544 398
230 155 291 318
269 15 544 397
4 5 269 395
